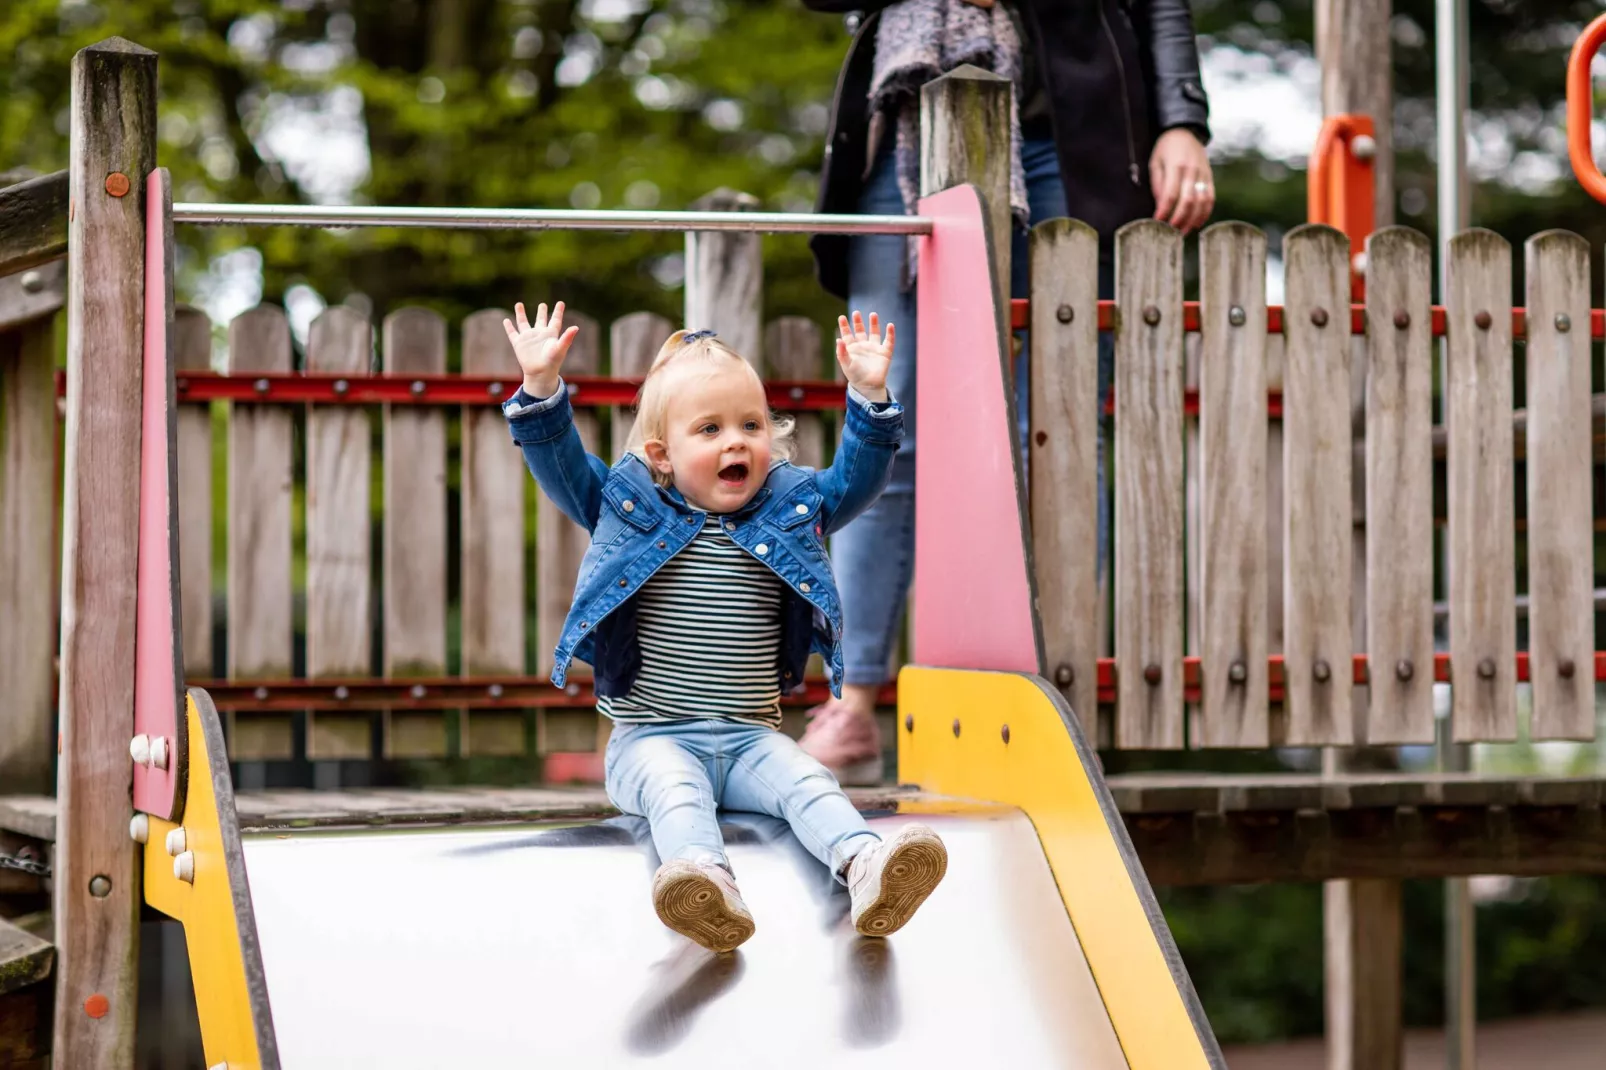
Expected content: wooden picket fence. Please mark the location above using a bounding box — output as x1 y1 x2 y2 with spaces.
5 214 1604 771
1029 218 1604 752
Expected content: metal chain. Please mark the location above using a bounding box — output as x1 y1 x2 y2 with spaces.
0 849 50 878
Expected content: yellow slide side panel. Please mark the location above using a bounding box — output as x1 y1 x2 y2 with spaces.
898 667 1217 1070
143 690 277 1069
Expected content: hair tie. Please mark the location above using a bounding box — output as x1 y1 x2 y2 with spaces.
681 329 717 344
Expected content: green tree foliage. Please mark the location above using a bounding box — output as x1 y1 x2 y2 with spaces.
1 0 854 344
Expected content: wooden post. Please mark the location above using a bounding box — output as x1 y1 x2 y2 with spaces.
1316 2 1402 1065
920 64 1012 341
54 36 157 1069
685 190 762 365
0 250 63 794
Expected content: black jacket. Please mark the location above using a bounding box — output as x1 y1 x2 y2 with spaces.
805 0 1212 299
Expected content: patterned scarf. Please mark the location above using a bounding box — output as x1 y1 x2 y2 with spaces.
868 0 1030 287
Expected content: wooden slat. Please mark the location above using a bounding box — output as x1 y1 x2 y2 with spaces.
1028 219 1100 735
0 315 58 793
54 37 155 1068
0 259 66 333
460 308 527 757
173 308 213 677
1446 230 1517 742
0 169 69 277
685 189 762 364
1362 227 1435 744
536 312 602 754
609 311 670 461
0 916 53 995
1523 230 1594 740
305 306 375 759
1198 222 1269 747
765 317 826 469
1281 225 1353 746
1113 220 1185 748
227 305 296 760
382 308 449 758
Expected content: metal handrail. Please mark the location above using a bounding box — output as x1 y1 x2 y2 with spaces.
170 202 933 235
1566 13 1606 206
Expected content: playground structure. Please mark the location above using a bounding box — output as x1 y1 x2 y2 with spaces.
6 16 1606 1069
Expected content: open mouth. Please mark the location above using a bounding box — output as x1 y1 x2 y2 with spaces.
718 463 749 484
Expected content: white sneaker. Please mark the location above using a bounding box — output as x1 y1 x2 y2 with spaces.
652 860 756 953
847 824 948 938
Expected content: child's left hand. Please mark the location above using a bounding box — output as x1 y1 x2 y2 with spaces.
835 310 895 403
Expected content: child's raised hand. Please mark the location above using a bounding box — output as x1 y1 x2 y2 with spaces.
503 300 580 399
834 310 895 403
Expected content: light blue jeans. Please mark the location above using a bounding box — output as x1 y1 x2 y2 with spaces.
834 135 1114 685
604 719 881 884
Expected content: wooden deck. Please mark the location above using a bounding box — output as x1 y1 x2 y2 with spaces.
4 771 1605 886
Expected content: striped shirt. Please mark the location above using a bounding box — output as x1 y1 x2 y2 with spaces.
597 516 785 728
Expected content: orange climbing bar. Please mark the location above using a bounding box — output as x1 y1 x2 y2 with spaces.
1307 114 1376 300
1567 14 1606 205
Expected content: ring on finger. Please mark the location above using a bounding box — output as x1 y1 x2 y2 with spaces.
1192 179 1210 195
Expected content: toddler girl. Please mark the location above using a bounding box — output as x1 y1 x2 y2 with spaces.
501 300 947 953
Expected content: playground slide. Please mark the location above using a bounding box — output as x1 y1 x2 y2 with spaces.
140 669 1224 1069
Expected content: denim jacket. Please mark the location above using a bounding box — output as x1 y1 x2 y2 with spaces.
504 381 904 700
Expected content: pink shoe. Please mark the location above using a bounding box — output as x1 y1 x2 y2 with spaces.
799 700 883 786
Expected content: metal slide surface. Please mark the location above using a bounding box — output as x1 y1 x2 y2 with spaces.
242 804 1129 1069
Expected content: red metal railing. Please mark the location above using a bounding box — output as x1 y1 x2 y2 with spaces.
192 653 1606 714
57 302 1589 423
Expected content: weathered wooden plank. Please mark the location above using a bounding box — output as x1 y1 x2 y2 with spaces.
460 308 527 757
382 307 449 758
1523 232 1594 741
173 308 213 677
1280 225 1354 746
0 259 66 333
920 66 1013 338
1198 222 1269 748
609 311 670 461
1446 230 1517 742
685 190 762 365
1362 228 1435 744
0 917 54 995
305 306 375 759
1028 219 1100 734
54 36 156 1069
765 317 826 470
0 315 58 793
0 169 68 277
226 305 296 760
1114 220 1185 748
536 313 602 754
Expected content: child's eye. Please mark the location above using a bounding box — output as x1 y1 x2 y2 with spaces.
700 423 719 435
744 420 760 432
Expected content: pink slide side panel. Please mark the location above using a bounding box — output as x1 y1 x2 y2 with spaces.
910 184 1042 674
133 168 187 821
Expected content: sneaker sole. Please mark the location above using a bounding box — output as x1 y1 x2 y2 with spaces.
653 868 756 953
853 829 948 938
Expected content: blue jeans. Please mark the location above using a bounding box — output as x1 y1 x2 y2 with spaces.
604 719 880 884
833 136 1114 685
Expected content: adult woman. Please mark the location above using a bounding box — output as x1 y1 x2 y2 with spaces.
800 0 1217 782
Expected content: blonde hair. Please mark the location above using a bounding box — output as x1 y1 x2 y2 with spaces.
625 329 795 487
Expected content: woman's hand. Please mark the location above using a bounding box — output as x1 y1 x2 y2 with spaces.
835 310 895 403
1150 128 1215 234
503 300 580 400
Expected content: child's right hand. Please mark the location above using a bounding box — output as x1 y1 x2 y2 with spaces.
503 300 580 400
